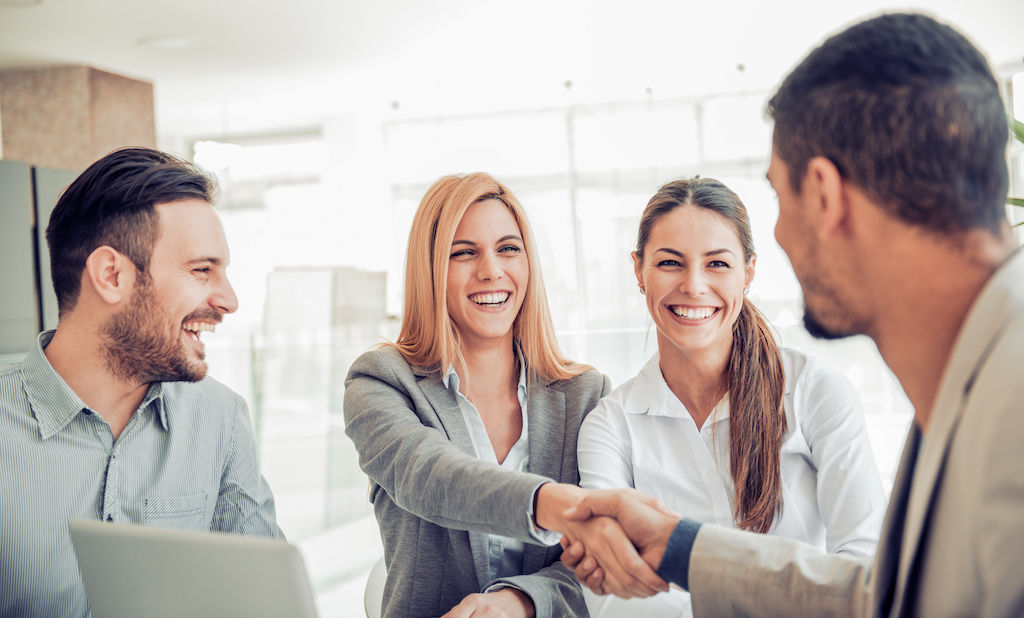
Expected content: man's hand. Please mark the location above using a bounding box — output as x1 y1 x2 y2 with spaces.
559 489 680 595
534 483 669 598
440 588 534 618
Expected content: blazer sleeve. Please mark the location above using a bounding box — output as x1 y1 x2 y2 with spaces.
343 347 553 541
489 562 588 618
688 524 873 616
483 371 609 618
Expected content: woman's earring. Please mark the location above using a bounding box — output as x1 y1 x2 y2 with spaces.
743 287 750 295
638 283 645 295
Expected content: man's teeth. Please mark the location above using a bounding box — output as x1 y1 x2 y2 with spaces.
671 306 716 320
182 322 216 339
469 292 511 306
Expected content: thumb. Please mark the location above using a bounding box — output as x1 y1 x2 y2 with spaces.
562 503 595 521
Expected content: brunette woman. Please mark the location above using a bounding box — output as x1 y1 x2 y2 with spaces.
576 177 886 617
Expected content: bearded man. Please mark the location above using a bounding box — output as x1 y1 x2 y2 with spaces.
0 147 281 617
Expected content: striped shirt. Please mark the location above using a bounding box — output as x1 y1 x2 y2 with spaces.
0 331 282 618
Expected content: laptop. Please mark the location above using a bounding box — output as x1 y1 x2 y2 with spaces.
69 519 319 618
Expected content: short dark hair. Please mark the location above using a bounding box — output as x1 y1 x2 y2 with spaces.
45 147 217 314
768 13 1008 233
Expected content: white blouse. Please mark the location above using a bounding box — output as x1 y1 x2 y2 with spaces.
578 347 886 617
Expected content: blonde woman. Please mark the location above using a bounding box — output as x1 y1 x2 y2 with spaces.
344 173 664 618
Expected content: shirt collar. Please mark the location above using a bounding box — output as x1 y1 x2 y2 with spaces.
624 352 730 423
442 343 528 398
22 330 169 440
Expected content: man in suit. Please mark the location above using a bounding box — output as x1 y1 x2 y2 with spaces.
561 12 1023 616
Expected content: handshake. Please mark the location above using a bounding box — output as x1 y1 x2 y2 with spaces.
545 486 685 598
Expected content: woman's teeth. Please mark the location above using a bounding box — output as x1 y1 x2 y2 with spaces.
671 306 716 320
470 292 511 306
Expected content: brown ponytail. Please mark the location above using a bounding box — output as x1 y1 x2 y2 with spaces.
637 177 787 533
727 299 786 533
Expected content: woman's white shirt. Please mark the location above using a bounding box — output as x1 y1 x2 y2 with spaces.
578 347 886 617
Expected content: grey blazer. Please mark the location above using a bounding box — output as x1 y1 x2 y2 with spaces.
681 250 1024 617
344 346 610 618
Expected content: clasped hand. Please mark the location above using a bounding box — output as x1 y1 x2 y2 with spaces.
558 488 681 598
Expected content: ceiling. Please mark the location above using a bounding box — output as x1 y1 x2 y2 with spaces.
1 0 1022 143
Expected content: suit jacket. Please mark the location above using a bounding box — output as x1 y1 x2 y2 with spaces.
683 250 1024 617
344 346 610 617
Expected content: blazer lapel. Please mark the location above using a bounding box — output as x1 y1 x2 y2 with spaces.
414 369 492 588
415 371 476 456
890 317 1003 614
888 254 1024 616
521 379 567 575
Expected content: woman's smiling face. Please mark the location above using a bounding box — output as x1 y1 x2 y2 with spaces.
634 204 754 357
445 198 529 348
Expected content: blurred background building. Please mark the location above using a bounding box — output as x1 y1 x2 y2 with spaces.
1 1 1023 614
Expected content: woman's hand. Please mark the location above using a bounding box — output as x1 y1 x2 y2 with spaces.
534 483 669 598
558 488 680 597
440 588 535 618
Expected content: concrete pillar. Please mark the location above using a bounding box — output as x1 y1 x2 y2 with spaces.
0 65 155 170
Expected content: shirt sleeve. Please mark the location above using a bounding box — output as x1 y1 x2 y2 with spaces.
211 395 284 538
797 357 886 556
657 518 703 589
577 397 634 490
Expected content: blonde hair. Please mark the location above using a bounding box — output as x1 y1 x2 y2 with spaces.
393 172 584 382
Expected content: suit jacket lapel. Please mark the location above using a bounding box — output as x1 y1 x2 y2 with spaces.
521 379 567 575
415 370 476 456
889 269 1015 615
414 369 492 588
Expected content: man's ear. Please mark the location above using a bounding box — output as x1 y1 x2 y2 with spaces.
803 156 849 239
83 246 135 305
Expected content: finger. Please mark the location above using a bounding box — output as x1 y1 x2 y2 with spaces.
584 566 605 593
560 540 584 568
573 554 598 581
589 519 666 598
604 532 668 597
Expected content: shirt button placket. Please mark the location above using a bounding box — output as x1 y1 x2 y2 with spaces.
101 448 121 523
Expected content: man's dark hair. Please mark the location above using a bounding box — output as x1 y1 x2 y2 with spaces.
768 13 1009 233
45 147 217 315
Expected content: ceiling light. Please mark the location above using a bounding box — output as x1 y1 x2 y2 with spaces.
136 35 192 49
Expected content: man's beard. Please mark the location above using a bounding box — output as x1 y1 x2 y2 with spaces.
802 304 851 340
102 277 214 384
